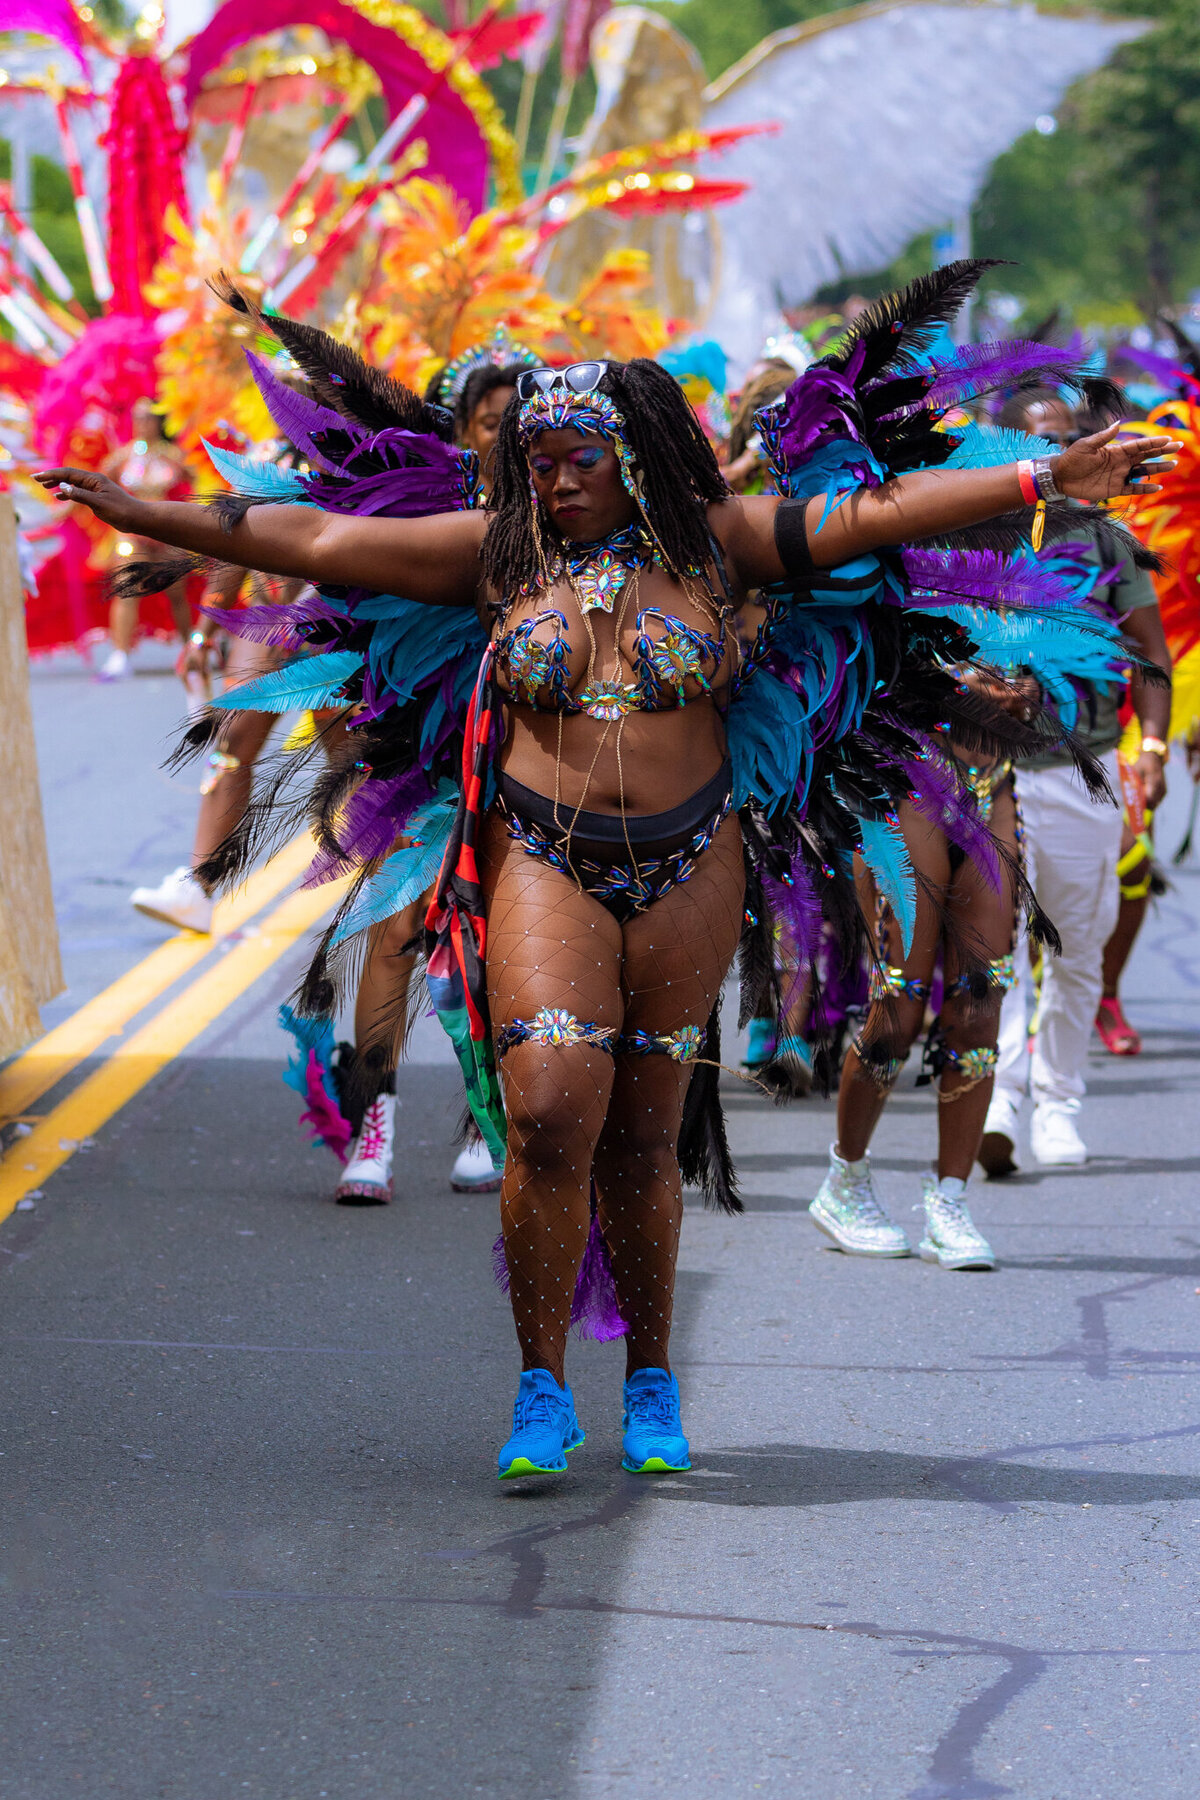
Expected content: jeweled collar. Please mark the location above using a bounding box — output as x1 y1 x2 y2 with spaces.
542 521 661 614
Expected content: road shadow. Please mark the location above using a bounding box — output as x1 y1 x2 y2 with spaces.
668 1441 1200 1511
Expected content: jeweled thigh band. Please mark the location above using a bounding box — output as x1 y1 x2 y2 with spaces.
496 1009 705 1063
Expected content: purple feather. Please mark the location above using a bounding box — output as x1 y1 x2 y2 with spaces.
882 340 1087 417
810 922 869 1033
570 1213 627 1342
899 747 1001 891
203 602 305 649
244 350 344 470
206 591 350 649
1119 345 1199 395
762 857 823 969
761 341 869 463
491 1219 628 1342
302 767 431 886
300 428 475 518
900 547 1078 612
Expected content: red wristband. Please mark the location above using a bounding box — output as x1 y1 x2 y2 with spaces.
1016 459 1039 505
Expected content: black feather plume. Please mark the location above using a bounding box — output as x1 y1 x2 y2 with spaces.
208 270 455 441
830 259 1005 383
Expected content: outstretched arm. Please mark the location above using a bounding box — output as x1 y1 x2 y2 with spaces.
34 468 487 606
715 424 1179 586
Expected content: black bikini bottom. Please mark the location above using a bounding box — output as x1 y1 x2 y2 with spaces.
496 760 733 924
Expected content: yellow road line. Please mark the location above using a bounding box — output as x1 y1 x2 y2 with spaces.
0 876 346 1225
0 833 317 1125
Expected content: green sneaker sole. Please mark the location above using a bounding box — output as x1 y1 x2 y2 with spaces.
499 1456 565 1479
498 1433 584 1479
621 1454 691 1474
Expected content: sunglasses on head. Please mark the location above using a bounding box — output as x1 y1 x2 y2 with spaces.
515 361 609 402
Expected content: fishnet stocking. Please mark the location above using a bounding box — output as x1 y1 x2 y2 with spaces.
481 809 744 1385
838 786 1020 1181
595 815 744 1375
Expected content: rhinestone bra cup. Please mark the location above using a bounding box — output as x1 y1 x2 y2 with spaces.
496 607 725 716
494 522 726 716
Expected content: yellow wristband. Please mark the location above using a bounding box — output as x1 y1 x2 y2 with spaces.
1141 736 1168 759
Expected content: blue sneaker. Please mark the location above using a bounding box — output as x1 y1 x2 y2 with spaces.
498 1368 585 1479
742 1017 777 1069
621 1367 690 1473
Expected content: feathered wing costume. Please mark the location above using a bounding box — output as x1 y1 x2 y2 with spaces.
170 260 1152 1240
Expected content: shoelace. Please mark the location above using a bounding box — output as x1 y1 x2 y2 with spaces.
626 1386 677 1427
844 1177 887 1222
357 1100 389 1163
918 1196 976 1238
516 1386 564 1428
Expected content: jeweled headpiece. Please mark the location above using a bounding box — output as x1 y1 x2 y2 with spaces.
437 327 540 411
516 380 640 501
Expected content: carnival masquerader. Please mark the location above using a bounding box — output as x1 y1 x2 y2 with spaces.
97 398 194 680
39 262 1176 1480
812 533 1146 1267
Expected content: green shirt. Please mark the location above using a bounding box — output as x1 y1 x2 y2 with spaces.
1020 538 1157 771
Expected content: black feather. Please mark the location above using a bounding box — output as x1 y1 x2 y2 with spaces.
830 259 1005 383
677 1002 742 1215
1156 313 1200 381
209 269 455 441
1079 375 1128 422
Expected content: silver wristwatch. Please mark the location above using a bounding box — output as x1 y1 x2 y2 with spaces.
1032 457 1064 502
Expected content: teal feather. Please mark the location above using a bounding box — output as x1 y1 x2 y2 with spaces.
940 424 1058 471
329 790 456 947
726 671 811 812
859 816 917 953
203 440 307 498
210 649 364 713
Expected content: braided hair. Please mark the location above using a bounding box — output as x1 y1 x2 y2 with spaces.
482 358 731 596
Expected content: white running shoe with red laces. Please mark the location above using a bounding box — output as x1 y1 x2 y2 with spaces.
335 1095 395 1204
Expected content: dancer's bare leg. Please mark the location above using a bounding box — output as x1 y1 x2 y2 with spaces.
935 783 1020 1181
835 800 949 1161
482 812 622 1384
592 816 744 1376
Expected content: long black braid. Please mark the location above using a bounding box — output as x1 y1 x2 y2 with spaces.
482 358 731 598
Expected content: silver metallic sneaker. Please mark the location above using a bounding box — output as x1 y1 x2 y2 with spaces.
809 1144 910 1257
917 1174 995 1270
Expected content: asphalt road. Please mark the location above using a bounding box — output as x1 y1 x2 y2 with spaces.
3 648 1200 1799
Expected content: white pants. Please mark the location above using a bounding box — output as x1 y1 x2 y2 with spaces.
995 752 1122 1108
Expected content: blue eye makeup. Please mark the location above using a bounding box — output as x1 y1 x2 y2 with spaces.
531 456 554 475
571 447 605 469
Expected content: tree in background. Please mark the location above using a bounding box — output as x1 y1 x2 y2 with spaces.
1074 0 1200 316
645 0 1200 330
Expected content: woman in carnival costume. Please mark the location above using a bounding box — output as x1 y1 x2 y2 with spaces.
813 523 1155 1267
39 262 1175 1479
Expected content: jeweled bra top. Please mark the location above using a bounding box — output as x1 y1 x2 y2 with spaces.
493 522 730 719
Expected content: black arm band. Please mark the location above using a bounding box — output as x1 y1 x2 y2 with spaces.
773 497 816 584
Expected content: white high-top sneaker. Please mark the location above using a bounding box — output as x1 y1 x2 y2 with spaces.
1030 1099 1087 1166
978 1088 1020 1178
98 647 130 680
808 1143 910 1257
335 1094 395 1205
450 1134 502 1192
917 1174 996 1270
130 866 214 933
